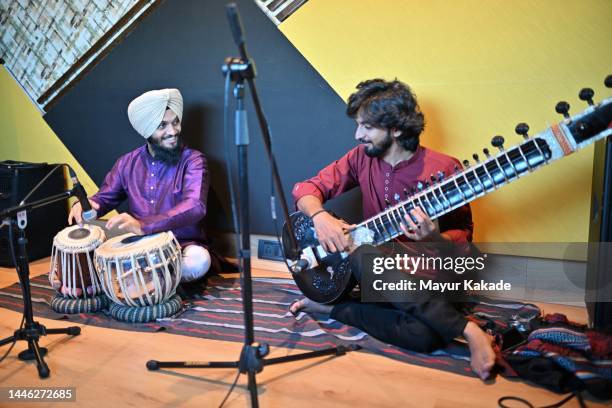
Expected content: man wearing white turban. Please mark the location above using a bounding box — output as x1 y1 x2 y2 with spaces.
69 88 212 283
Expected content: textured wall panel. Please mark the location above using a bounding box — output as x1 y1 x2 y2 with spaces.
0 0 154 109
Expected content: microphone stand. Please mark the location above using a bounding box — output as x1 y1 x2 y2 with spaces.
0 190 82 378
145 4 358 407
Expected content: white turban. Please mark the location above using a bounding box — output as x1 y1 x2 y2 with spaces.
127 88 183 138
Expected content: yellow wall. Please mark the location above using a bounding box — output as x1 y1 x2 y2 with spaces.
280 0 612 257
0 67 99 209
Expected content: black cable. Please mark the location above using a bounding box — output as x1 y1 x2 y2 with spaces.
498 396 536 408
498 392 584 408
6 218 19 272
218 369 241 408
0 316 24 364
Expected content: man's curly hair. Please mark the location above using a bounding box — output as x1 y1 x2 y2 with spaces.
346 79 425 152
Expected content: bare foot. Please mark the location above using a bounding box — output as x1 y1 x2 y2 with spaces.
289 297 333 315
463 321 496 380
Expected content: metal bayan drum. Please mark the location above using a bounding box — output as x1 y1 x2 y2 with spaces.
49 224 108 313
94 231 182 322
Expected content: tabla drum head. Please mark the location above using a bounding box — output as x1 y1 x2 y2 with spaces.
53 224 106 253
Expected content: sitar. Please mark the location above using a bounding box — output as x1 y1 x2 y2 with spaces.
282 79 612 304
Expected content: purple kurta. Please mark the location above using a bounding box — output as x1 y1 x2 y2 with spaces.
91 145 209 246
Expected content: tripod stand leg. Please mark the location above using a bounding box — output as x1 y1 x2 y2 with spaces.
262 344 361 366
146 360 239 370
46 326 81 336
18 339 50 378
247 371 259 408
0 334 17 347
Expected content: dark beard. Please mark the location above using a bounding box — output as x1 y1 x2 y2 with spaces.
148 138 183 164
364 131 393 158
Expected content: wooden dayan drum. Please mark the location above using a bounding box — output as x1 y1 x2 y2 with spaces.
49 224 108 313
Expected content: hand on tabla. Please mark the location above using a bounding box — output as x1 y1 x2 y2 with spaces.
105 213 144 235
68 199 100 225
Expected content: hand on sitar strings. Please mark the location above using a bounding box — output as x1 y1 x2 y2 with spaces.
311 210 357 253
400 207 443 242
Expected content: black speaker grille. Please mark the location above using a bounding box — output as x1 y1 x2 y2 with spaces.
0 175 11 194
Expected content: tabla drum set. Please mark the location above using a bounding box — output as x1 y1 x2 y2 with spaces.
49 225 183 322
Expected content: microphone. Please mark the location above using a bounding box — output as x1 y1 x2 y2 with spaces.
226 3 246 50
68 168 97 222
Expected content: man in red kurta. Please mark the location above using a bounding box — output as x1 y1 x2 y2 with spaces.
290 79 495 380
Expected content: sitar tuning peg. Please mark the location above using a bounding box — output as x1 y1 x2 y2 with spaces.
483 148 491 158
605 75 612 88
416 181 424 191
384 198 391 208
462 159 470 168
403 188 410 197
472 153 480 163
515 123 529 140
491 135 505 150
430 174 437 183
394 193 401 202
437 170 445 180
578 88 595 106
555 101 571 119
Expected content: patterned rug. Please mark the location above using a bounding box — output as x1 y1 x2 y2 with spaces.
0 274 540 377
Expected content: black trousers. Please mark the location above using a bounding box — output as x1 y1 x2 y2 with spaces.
330 245 468 353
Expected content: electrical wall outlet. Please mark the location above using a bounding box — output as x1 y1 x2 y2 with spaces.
257 239 284 261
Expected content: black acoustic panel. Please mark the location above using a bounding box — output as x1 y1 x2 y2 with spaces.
43 0 361 235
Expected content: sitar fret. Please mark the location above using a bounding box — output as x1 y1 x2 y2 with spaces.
428 189 445 213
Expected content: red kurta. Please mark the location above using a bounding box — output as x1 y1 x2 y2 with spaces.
292 144 473 243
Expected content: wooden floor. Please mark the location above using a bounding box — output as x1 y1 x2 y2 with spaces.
0 258 606 408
